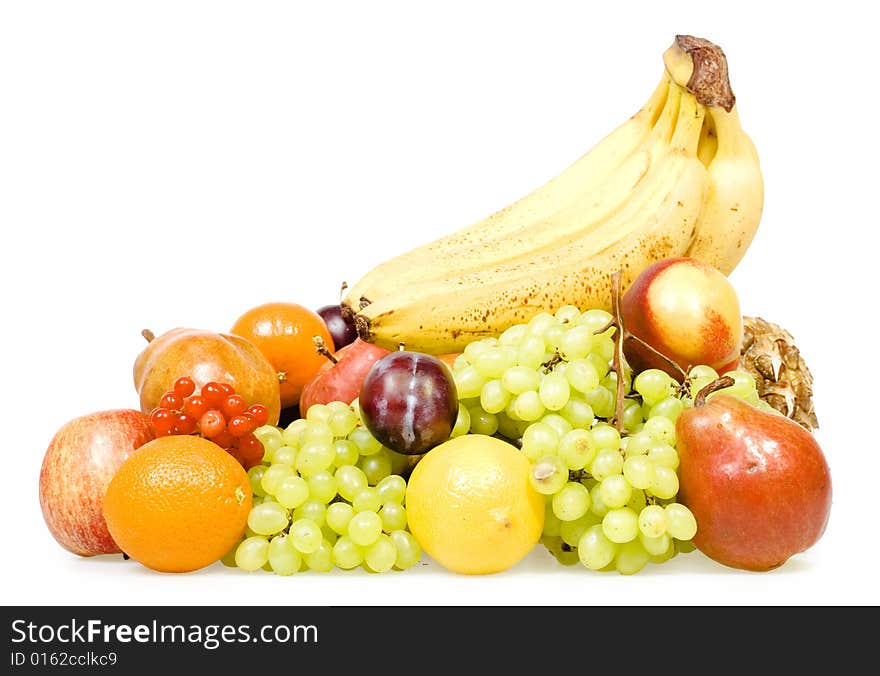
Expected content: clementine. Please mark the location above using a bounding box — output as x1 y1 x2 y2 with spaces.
230 302 334 409
103 435 252 573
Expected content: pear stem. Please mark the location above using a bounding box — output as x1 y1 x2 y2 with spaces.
313 336 338 364
694 376 735 407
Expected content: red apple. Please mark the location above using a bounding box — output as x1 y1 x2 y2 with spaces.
621 257 742 379
676 388 832 571
39 409 156 556
299 338 391 414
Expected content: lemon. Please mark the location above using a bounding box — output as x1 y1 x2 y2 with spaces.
406 434 544 574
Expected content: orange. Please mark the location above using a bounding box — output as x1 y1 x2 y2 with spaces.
406 434 544 574
103 435 252 573
230 302 334 409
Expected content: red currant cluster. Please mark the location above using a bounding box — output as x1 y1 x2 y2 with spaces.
149 376 269 469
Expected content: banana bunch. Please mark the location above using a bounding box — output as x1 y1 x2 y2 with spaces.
343 35 763 354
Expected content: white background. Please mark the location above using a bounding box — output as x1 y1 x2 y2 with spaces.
2 1 876 606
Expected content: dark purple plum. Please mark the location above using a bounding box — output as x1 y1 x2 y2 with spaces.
358 351 459 456
317 304 358 349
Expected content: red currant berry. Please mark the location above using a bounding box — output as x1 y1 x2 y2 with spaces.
159 391 182 411
174 413 198 435
182 394 208 419
201 382 226 408
173 376 196 399
212 430 235 450
198 409 226 438
246 404 269 427
150 408 176 436
221 394 247 418
237 434 265 468
219 382 236 396
227 414 255 437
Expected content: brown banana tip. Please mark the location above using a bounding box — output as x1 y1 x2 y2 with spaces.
354 314 373 343
340 302 355 323
674 34 736 112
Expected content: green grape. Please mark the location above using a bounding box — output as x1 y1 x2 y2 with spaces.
621 400 643 432
544 324 565 352
554 304 581 323
541 535 580 566
664 503 698 540
376 475 407 505
614 540 650 575
590 423 620 450
495 413 523 441
559 325 594 360
329 408 359 438
543 503 563 537
275 474 310 509
353 487 383 513
517 335 547 370
589 483 610 518
648 536 677 564
303 422 334 447
261 463 294 496
235 536 270 571
644 415 676 446
335 465 369 501
577 524 618 570
304 540 335 572
333 439 360 467
307 471 337 504
521 422 559 461
271 445 297 466
539 373 570 411
558 429 597 470
552 482 591 521
295 441 336 476
289 519 322 554
583 386 614 419
326 502 355 535
292 498 326 527
560 398 594 429
541 413 572 439
450 406 471 438
586 352 611 379
560 514 597 547
576 309 612 331
648 466 680 500
332 536 364 570
282 419 309 447
623 455 656 490
721 370 760 402
389 530 422 570
255 425 283 454
590 447 624 480
647 444 679 469
349 427 383 456
455 365 486 399
528 311 557 333
634 369 675 406
687 365 719 384
480 379 510 414
564 359 600 394
475 346 517 379
379 502 408 532
348 511 383 547
468 406 499 436
267 535 301 576
502 365 541 395
453 354 470 371
649 396 685 422
364 534 397 573
676 539 697 554
638 504 668 538
358 451 393 485
598 475 632 509
326 400 351 414
593 334 615 363
530 455 569 495
220 543 239 568
305 403 332 424
511 391 545 421
624 431 653 457
247 465 268 498
625 488 647 513
464 339 493 362
602 507 639 543
639 532 672 557
247 502 290 536
321 524 338 545
499 323 529 346
387 449 411 477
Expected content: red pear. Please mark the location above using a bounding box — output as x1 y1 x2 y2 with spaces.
676 385 832 571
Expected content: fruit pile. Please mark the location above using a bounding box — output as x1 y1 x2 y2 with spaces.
38 34 832 578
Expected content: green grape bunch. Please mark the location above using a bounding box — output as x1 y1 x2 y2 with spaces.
449 304 769 575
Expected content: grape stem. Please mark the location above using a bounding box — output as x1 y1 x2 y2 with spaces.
694 376 735 407
313 336 338 364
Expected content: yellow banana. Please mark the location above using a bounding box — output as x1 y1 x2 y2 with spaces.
345 35 762 353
